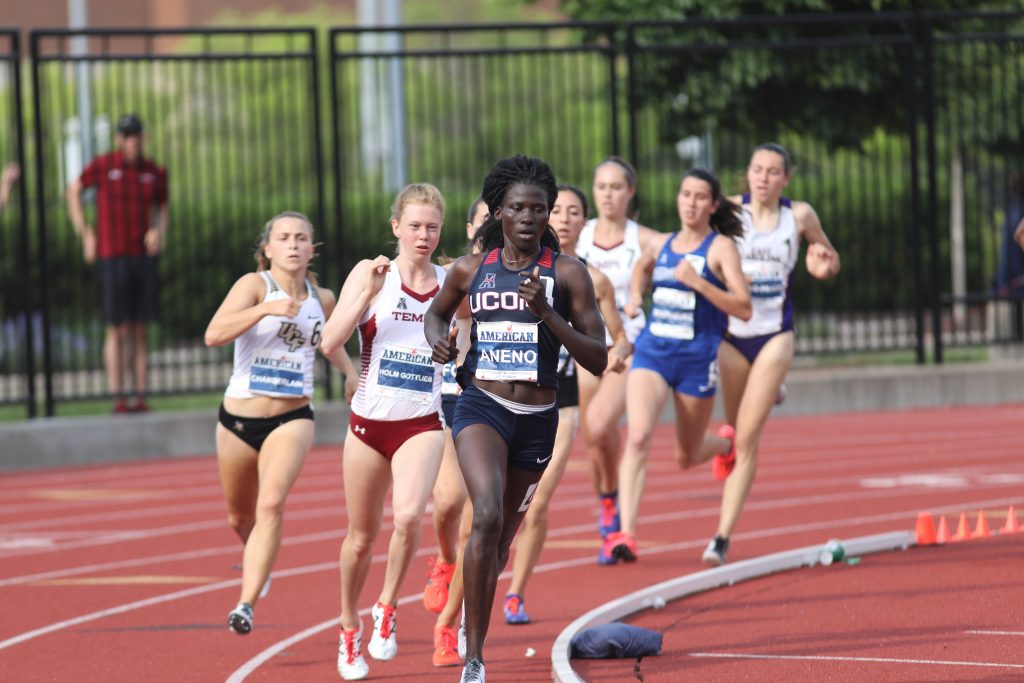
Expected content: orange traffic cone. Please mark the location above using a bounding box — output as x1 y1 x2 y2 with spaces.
935 515 951 544
915 511 936 545
951 512 971 541
1002 506 1021 534
973 510 990 539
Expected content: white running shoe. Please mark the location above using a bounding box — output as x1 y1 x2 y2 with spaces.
458 609 466 659
460 658 485 683
259 574 272 600
337 626 369 680
227 602 254 635
367 601 397 661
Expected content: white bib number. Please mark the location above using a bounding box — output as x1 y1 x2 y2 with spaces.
649 287 696 340
376 344 436 404
249 348 305 397
475 321 539 382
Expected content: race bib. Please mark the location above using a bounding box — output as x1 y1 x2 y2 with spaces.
648 287 696 340
743 259 786 300
249 349 305 397
441 361 460 395
376 344 436 403
475 321 539 382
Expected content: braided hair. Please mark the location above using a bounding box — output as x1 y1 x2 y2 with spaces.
475 155 561 253
684 168 743 239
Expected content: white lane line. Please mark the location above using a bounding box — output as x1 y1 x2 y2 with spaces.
690 652 1024 669
3 495 1020 663
966 630 1024 636
221 496 1024 682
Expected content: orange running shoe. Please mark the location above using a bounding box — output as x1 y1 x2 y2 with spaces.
423 556 456 613
432 623 461 667
712 425 736 481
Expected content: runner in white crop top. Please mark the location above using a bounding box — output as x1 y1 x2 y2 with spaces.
205 211 354 637
575 157 664 559
702 143 840 569
224 271 325 399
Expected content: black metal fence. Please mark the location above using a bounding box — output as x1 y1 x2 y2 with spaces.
926 10 1024 358
28 28 325 415
0 30 33 414
3 11 1023 416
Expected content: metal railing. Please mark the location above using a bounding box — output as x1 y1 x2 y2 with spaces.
1 10 1021 416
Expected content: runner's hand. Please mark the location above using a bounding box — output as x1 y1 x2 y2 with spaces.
432 326 459 364
264 295 302 319
518 266 550 318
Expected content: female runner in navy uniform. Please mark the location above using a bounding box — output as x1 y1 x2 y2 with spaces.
424 156 607 683
502 184 629 625
602 168 751 563
205 212 356 635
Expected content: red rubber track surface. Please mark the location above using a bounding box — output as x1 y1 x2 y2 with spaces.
0 403 1021 682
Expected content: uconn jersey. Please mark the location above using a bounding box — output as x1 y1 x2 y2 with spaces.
577 218 646 343
225 272 325 399
638 232 727 358
354 266 445 421
462 247 567 388
729 194 798 337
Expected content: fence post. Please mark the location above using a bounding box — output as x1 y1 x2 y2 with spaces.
920 16 944 363
9 31 37 416
29 31 56 415
904 22 925 365
308 28 332 401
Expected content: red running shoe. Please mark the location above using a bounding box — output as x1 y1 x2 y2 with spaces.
600 530 638 564
432 623 461 667
423 556 455 613
712 425 736 481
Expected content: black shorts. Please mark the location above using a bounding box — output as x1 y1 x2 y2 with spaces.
218 403 315 451
556 368 579 409
97 255 159 324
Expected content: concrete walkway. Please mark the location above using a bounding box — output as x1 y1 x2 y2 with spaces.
2 360 1023 472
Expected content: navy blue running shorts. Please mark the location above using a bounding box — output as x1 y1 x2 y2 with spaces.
452 383 558 472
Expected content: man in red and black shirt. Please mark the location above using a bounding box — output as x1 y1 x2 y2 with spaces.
67 113 168 413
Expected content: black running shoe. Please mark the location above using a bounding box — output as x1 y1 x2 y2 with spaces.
228 602 254 635
701 536 729 566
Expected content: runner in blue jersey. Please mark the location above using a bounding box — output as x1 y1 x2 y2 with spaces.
424 155 607 683
602 168 752 564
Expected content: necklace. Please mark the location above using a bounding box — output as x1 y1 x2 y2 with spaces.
502 247 539 267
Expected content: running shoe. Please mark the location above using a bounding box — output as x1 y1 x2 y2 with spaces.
598 495 620 540
337 626 369 680
712 425 736 481
702 536 730 566
600 530 638 564
503 594 530 624
423 555 455 613
432 623 461 667
367 601 397 660
227 602 254 635
460 658 486 683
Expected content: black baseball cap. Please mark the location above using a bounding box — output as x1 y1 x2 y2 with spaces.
116 113 143 136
